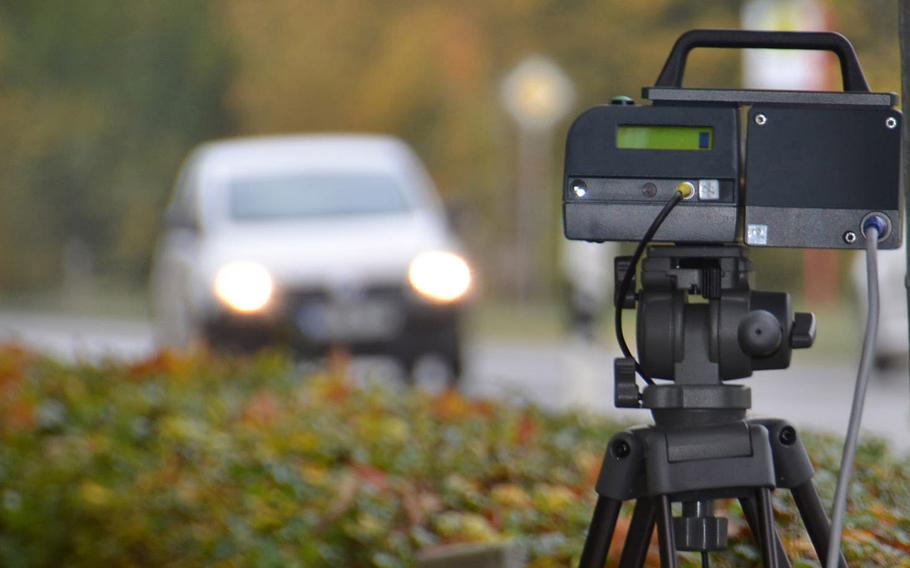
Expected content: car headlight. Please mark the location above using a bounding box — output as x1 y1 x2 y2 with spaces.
408 251 472 303
212 261 273 313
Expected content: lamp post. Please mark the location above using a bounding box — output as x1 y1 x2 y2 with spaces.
500 56 575 301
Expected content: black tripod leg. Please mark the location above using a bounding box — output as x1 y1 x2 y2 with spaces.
756 488 779 568
791 482 848 568
619 497 657 568
740 497 791 568
656 494 678 568
579 496 623 568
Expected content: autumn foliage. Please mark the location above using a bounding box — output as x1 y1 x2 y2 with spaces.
0 346 907 567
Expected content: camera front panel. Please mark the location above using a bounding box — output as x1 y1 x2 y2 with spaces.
563 104 740 243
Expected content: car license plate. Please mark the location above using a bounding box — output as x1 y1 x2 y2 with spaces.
296 301 400 341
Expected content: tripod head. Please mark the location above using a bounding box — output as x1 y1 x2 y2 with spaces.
614 245 816 422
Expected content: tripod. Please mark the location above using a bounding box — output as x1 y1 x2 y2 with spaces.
579 245 848 568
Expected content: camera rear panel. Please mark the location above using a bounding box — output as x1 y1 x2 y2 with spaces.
744 106 901 249
563 104 740 243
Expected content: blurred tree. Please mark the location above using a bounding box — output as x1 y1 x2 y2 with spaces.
222 0 741 296
0 0 901 301
0 1 231 292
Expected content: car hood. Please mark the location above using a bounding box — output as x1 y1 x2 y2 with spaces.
198 213 458 288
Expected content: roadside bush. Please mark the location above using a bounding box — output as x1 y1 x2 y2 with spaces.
0 346 906 567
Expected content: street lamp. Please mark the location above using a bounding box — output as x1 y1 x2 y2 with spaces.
500 56 575 301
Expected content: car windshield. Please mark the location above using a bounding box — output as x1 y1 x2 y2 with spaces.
228 173 411 221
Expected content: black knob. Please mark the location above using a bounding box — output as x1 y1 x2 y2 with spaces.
673 515 728 552
737 310 783 357
790 312 816 349
614 358 640 408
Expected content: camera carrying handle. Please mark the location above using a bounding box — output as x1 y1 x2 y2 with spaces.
655 29 870 92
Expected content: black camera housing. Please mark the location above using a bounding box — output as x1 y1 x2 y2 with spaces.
563 29 902 249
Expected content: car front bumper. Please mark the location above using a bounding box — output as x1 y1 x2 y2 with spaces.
201 284 463 358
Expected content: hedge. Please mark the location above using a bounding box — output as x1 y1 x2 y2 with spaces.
0 346 907 567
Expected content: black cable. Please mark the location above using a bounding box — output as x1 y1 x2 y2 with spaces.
614 191 684 385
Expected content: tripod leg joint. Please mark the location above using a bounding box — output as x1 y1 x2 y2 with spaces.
595 430 646 501
752 418 815 489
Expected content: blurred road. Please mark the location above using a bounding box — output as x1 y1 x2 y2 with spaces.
467 338 910 454
1 311 908 453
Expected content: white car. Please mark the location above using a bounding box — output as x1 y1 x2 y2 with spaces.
150 135 471 379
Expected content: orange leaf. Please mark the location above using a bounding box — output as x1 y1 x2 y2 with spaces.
0 343 30 386
351 463 389 491
127 350 178 380
4 401 35 432
431 390 471 420
242 391 281 426
514 412 537 446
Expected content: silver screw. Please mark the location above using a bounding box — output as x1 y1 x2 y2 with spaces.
886 116 898 129
843 231 857 244
572 182 587 198
755 113 768 126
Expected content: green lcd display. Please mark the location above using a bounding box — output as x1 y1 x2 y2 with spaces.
616 125 713 151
